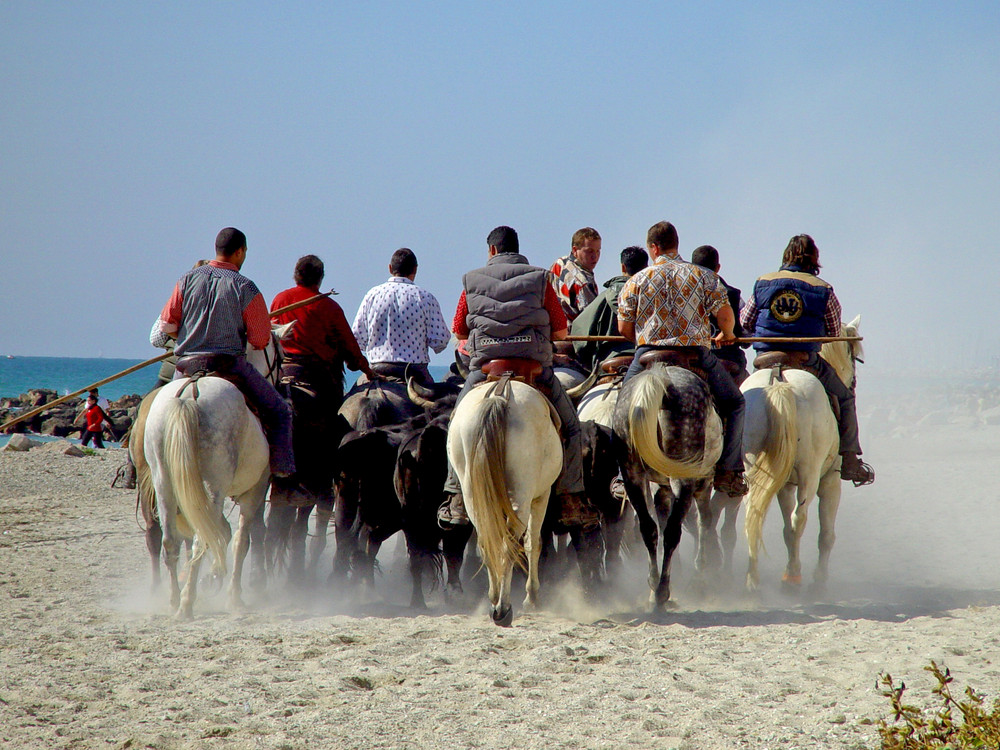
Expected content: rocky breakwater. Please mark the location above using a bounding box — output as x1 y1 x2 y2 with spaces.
0 389 141 438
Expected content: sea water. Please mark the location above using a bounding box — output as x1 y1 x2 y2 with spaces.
0 356 158 401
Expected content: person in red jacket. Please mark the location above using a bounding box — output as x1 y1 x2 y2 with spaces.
74 394 114 448
270 255 378 501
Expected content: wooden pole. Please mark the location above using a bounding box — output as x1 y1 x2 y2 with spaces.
563 334 862 344
0 288 338 433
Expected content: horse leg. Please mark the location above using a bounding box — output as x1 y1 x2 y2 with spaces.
523 491 549 612
715 491 741 577
264 504 295 578
776 484 809 591
177 536 206 620
332 479 360 582
145 519 163 591
247 495 268 592
402 526 428 610
694 480 722 576
493 559 514 627
624 471 659 594
151 478 183 611
813 470 842 591
443 525 473 597
288 504 313 583
307 497 333 579
654 485 693 611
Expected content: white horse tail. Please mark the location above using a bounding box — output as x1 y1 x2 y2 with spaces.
628 370 706 480
466 392 527 578
161 397 229 578
744 380 798 556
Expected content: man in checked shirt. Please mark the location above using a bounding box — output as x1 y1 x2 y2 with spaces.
617 221 748 497
154 227 295 479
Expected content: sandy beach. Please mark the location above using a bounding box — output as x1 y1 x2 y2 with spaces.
2 398 1000 749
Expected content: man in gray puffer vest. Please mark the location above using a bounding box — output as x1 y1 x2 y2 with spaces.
438 225 596 532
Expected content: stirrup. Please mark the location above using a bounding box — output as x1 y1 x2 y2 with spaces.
841 458 875 487
437 494 470 528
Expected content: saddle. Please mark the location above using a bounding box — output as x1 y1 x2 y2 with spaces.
752 351 839 421
638 346 708 381
482 358 542 386
597 355 631 385
478 363 561 433
173 354 261 418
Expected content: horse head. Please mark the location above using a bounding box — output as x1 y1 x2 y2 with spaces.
820 314 863 389
246 322 294 385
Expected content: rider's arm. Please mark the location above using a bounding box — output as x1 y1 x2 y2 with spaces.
543 284 568 341
452 291 470 341
243 293 271 350
618 318 636 343
713 304 736 345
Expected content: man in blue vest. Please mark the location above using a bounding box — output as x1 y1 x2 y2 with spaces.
438 225 596 532
740 234 874 486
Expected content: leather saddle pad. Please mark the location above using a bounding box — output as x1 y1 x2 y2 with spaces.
638 347 707 381
482 358 542 386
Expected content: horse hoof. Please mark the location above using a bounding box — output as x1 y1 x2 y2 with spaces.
781 573 803 594
492 606 513 627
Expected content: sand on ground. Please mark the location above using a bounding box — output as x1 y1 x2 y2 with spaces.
2 403 1000 749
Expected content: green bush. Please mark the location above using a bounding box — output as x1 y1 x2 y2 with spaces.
877 661 1000 749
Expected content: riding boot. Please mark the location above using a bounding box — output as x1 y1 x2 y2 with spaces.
839 452 875 486
437 493 470 527
714 468 748 496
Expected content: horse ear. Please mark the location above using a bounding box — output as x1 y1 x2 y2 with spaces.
847 314 861 331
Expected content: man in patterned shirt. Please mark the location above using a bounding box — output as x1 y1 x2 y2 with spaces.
351 248 450 385
740 234 874 486
550 227 602 322
155 227 295 478
617 221 747 497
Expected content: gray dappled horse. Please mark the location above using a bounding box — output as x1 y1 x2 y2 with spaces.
613 364 724 611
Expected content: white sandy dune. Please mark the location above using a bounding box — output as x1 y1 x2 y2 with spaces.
2 379 1000 749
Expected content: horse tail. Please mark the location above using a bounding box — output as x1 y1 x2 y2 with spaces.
161 397 228 578
627 370 706 479
466 392 527 577
744 380 798 557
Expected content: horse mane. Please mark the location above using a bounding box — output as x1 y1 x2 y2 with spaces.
819 319 860 388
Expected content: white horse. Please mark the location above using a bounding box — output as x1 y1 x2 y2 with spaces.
448 376 562 626
143 326 289 619
742 316 864 593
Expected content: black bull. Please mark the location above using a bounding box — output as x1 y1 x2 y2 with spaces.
336 403 473 608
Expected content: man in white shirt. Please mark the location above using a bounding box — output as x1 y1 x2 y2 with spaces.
351 248 450 384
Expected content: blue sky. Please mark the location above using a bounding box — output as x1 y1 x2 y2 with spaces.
1 2 997 370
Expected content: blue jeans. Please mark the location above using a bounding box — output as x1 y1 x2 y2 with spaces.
624 345 745 472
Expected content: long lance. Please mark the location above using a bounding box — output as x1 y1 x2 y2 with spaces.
0 289 337 433
564 335 862 343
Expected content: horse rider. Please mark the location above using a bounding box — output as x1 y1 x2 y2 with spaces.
570 245 649 372
740 234 875 486
550 227 602 322
617 221 749 497
271 254 379 412
351 247 450 386
153 227 296 480
690 245 749 383
438 225 598 532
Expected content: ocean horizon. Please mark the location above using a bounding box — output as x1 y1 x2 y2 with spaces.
0 356 456 402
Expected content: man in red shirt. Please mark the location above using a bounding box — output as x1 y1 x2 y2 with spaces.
439 226 596 533
271 255 379 500
271 255 377 409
